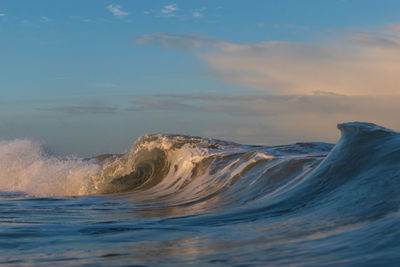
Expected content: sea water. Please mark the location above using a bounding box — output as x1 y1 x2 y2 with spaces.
1 122 400 266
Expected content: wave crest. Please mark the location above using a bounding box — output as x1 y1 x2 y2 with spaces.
4 121 395 208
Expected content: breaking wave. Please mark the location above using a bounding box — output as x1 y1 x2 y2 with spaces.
1 121 399 221
2 121 400 265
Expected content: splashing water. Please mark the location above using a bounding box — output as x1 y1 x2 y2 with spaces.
0 139 100 196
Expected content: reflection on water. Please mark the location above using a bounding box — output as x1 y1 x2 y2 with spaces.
1 192 400 266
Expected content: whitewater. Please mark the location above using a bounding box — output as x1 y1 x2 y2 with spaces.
1 122 399 266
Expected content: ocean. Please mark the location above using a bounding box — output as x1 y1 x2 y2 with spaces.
1 122 399 266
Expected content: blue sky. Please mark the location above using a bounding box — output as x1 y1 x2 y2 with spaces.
1 1 400 156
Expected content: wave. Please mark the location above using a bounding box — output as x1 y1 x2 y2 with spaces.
195 122 400 226
93 134 332 213
0 121 398 225
0 132 331 199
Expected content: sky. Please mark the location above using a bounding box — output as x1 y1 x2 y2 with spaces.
1 0 400 156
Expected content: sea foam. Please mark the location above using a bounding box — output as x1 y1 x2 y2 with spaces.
0 139 101 197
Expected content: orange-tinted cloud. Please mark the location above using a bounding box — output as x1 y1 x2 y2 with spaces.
137 25 400 95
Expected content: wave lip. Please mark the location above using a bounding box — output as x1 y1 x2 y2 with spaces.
338 121 397 138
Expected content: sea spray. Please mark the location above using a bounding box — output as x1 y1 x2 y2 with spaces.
0 139 101 196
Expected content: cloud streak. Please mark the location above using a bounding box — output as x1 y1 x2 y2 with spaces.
131 93 400 142
41 103 119 115
134 24 400 143
161 4 179 15
137 25 400 96
107 4 129 17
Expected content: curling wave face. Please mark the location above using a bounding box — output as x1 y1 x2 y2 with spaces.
92 134 333 215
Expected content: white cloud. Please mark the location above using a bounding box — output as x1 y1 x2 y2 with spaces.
161 4 179 15
203 37 400 96
0 13 5 17
136 24 400 143
138 25 400 96
107 4 129 17
40 16 49 22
